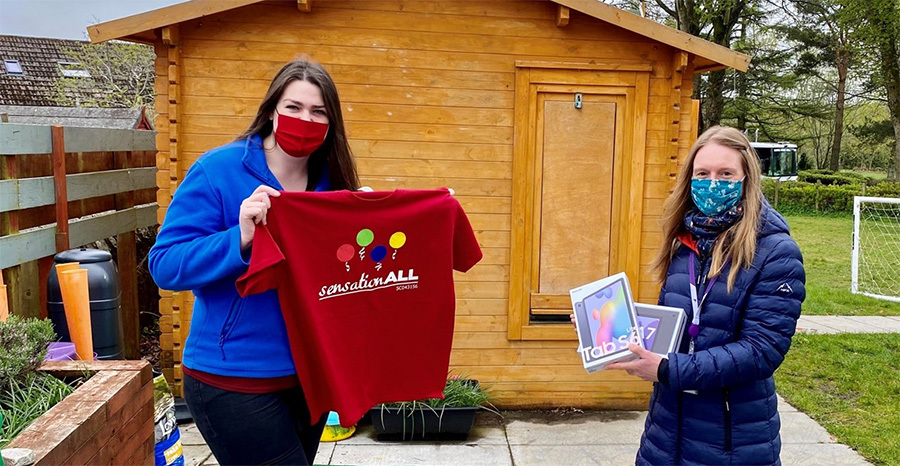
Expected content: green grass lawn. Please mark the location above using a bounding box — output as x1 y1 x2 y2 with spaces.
776 333 900 465
782 213 900 316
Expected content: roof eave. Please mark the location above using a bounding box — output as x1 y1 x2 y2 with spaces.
88 0 262 43
87 0 750 73
554 0 750 72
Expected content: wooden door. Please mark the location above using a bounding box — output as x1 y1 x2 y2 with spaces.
509 64 649 340
530 91 625 321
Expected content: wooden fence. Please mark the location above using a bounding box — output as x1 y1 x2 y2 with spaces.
0 123 157 358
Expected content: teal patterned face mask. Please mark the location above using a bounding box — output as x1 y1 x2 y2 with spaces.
690 178 744 215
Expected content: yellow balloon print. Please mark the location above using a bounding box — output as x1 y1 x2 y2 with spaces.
389 232 406 249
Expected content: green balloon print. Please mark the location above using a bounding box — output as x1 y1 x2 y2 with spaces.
356 228 374 247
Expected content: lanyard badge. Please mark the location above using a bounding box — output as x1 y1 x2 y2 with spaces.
687 255 720 355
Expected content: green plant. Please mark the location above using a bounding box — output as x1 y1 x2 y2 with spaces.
0 316 82 448
380 375 497 412
763 178 900 215
0 316 55 392
1 372 75 447
375 374 500 439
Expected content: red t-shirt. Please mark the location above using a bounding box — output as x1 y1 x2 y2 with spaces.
235 189 482 426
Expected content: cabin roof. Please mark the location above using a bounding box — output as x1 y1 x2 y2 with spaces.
88 0 749 72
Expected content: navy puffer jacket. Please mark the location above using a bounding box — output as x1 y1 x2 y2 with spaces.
636 203 805 466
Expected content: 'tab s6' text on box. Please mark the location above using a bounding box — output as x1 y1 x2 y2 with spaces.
571 272 644 373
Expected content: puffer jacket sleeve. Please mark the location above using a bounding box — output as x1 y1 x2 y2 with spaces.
666 237 806 391
148 161 249 291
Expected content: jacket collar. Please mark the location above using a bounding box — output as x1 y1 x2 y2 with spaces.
241 134 282 189
240 134 332 191
677 231 700 255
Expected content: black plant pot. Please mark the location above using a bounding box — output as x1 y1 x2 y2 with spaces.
369 406 479 441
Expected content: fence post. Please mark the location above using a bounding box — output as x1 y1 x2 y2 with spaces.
115 150 141 359
52 126 70 252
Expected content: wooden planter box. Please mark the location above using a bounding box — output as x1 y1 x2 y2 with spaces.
6 360 154 465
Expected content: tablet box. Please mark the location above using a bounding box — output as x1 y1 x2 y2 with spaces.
633 303 687 357
571 272 644 373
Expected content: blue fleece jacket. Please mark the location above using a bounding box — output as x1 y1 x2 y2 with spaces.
636 202 806 466
148 135 330 377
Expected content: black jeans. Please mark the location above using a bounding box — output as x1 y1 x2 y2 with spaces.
183 373 327 465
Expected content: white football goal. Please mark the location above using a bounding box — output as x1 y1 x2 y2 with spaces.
851 196 900 303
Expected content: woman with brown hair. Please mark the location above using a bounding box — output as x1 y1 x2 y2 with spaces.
607 126 806 465
149 59 359 465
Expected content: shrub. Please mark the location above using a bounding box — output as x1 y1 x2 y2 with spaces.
0 316 78 448
763 178 900 215
868 182 900 198
0 316 55 392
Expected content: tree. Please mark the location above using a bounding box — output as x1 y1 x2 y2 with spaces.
777 0 860 172
52 40 154 109
611 0 752 131
839 0 900 180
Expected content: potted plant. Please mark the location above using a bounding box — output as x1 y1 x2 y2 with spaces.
369 374 499 441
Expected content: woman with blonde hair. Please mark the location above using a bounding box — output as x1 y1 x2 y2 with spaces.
607 125 806 465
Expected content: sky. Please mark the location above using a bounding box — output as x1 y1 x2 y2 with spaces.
0 0 188 41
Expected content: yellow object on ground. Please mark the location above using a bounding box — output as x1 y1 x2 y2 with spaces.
320 411 355 442
320 424 356 442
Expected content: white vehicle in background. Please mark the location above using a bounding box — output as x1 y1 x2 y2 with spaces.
750 141 799 181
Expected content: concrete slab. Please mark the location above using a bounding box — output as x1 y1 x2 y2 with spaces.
796 316 841 334
329 444 512 466
182 444 212 466
315 442 336 464
510 444 638 466
178 424 207 446
778 395 798 412
779 412 834 444
781 443 871 465
845 316 900 332
505 411 646 445
808 316 873 333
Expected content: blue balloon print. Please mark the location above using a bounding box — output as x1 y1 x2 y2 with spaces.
370 245 388 262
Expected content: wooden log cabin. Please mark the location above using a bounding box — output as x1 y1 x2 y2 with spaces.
90 0 749 408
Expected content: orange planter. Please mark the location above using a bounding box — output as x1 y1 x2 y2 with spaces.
0 283 8 322
55 262 81 277
58 268 93 360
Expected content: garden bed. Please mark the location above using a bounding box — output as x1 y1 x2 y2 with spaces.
5 360 154 465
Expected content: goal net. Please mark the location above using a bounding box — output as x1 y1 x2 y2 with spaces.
852 196 900 303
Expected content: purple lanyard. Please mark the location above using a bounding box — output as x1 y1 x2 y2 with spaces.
687 255 720 354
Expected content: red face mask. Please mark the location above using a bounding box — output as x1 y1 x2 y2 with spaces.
273 110 329 158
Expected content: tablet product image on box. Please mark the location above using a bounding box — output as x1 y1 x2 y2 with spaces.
633 303 687 356
570 272 643 373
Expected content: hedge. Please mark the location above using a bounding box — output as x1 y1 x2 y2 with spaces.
762 179 900 214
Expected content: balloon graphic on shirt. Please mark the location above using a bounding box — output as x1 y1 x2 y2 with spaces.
389 232 406 259
357 228 374 261
337 244 354 271
371 245 387 262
